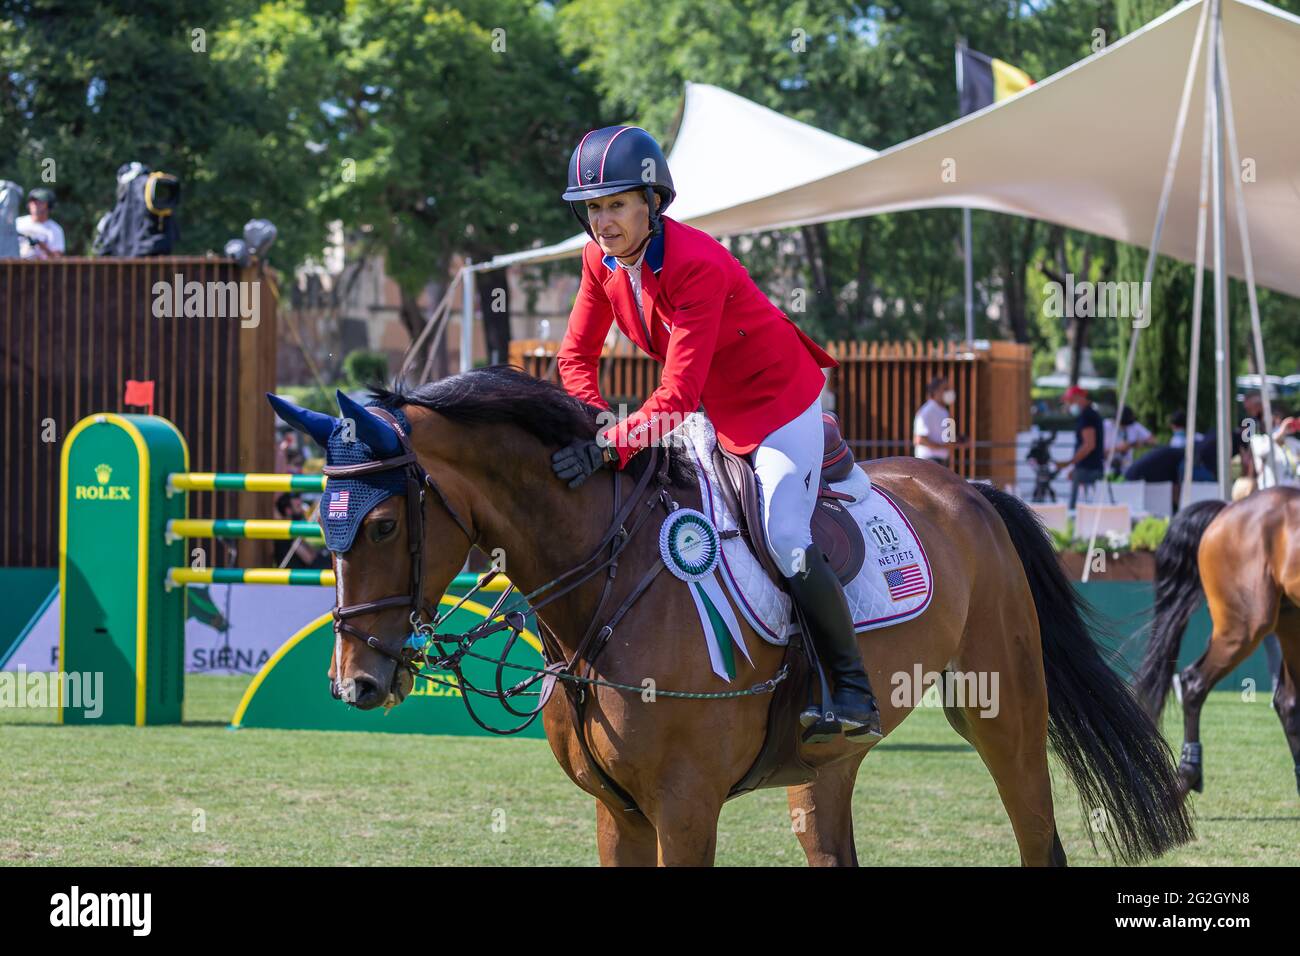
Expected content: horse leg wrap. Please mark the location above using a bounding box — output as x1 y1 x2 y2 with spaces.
1179 741 1204 794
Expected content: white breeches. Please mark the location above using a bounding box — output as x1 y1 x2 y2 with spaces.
752 396 824 578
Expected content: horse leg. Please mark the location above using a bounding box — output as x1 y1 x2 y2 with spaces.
1269 614 1300 798
1175 585 1278 795
786 753 866 866
953 691 1062 865
640 782 725 866
595 800 658 867
943 611 1063 867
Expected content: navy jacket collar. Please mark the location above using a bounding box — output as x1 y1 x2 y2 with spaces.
601 229 665 275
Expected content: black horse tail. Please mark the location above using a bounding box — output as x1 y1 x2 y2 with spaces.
972 483 1194 863
1134 499 1228 717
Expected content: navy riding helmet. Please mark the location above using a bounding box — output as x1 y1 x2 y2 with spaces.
562 126 675 244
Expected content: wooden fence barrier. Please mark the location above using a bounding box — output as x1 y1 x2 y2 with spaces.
509 336 1032 486
1 257 280 568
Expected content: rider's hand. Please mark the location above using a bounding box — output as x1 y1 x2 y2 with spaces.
551 438 613 488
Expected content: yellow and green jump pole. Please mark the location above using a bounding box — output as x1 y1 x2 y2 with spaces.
165 518 324 543
168 472 327 494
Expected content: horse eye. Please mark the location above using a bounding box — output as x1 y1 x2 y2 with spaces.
373 519 397 540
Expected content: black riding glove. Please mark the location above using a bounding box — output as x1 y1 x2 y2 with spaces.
551 439 614 488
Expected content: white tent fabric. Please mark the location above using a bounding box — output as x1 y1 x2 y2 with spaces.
490 82 876 267
491 0 1300 300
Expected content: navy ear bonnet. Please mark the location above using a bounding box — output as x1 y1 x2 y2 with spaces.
266 392 413 553
318 408 412 552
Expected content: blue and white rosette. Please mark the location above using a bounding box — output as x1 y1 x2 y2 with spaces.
659 508 750 681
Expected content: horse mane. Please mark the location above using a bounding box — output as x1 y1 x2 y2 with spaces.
371 365 696 489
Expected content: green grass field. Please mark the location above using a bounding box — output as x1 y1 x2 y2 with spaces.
2 676 1296 865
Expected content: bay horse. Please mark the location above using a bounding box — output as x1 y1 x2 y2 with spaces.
271 366 1192 866
1136 491 1300 797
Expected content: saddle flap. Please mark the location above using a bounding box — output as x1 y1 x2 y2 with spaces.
812 492 867 586
712 441 866 588
712 444 787 583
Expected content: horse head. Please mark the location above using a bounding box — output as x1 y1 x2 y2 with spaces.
268 390 477 711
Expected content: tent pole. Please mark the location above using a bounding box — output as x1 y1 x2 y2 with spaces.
461 258 476 374
1183 1 1216 506
962 208 974 344
955 38 974 345
1080 0 1209 582
397 268 462 381
1217 18 1277 487
1209 0 1231 500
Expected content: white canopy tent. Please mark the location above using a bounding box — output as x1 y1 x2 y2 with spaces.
488 0 1300 295
489 81 878 268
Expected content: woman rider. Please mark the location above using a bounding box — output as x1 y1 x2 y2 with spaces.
549 125 882 741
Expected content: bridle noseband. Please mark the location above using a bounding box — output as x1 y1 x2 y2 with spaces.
323 408 476 673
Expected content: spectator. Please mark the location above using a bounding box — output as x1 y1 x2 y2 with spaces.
1104 406 1155 476
274 430 295 474
913 376 967 466
1168 410 1204 449
1124 445 1183 483
1242 390 1264 423
273 488 328 569
1248 402 1300 491
1238 391 1269 481
16 188 65 259
1057 385 1105 508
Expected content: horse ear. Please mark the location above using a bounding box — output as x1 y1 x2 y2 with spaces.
267 393 335 447
336 390 402 458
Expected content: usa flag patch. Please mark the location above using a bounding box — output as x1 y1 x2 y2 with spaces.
328 490 350 519
883 564 926 601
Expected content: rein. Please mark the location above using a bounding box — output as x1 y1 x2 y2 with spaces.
327 417 789 739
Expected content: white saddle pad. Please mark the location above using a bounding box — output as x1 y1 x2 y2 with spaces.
678 414 934 646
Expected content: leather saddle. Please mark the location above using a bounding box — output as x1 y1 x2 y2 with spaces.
711 410 867 587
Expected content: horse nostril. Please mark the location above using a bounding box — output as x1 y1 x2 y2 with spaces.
351 678 382 708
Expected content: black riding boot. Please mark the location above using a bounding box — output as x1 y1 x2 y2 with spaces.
789 544 883 740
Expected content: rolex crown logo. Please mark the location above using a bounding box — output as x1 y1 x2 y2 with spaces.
95 463 112 485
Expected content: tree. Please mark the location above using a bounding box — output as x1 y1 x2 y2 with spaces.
0 0 326 266
304 0 602 369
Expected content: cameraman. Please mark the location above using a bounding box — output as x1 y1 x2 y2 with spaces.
16 188 65 259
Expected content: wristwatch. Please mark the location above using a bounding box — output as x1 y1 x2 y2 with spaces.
601 444 620 466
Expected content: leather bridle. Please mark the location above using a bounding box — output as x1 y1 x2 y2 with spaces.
323 408 477 673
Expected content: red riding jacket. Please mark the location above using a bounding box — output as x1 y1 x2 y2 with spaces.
557 216 835 468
